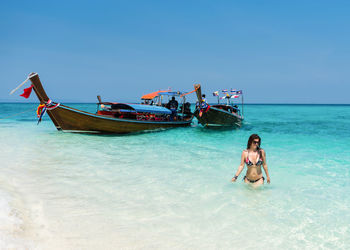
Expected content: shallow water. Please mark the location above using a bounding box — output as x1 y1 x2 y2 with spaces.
0 103 350 249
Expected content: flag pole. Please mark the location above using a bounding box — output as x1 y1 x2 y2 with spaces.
241 93 244 119
10 77 30 95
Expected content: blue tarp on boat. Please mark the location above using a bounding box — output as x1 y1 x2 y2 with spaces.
128 104 172 114
111 103 172 114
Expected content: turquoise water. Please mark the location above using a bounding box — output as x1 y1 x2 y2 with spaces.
1 103 350 249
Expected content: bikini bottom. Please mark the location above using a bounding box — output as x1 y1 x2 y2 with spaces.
244 176 265 183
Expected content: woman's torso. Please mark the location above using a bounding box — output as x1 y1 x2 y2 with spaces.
245 149 263 180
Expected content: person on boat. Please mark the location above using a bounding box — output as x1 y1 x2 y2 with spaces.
200 94 209 109
168 96 178 110
167 97 178 120
232 105 238 113
201 94 207 103
231 134 270 185
179 102 192 116
195 94 208 110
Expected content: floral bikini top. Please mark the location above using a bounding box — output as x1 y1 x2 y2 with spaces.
245 150 263 166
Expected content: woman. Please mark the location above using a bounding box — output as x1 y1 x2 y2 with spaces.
232 134 270 185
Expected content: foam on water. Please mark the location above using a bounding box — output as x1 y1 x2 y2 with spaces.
0 178 37 249
0 103 350 249
0 189 23 249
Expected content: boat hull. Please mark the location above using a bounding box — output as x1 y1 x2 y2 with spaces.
194 107 243 127
28 73 192 134
48 105 192 133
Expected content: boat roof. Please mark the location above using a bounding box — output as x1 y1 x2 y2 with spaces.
104 103 172 115
128 104 172 114
141 90 183 100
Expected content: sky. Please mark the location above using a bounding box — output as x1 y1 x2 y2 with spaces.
1 0 349 104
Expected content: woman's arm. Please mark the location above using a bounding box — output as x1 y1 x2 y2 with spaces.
232 151 246 182
261 149 270 184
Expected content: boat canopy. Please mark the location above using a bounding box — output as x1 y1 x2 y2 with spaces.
141 90 184 100
159 91 183 96
110 103 172 115
141 90 169 100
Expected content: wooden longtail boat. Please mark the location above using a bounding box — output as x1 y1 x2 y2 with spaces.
193 84 244 128
27 73 193 133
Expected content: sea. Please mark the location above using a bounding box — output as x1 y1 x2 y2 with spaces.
0 103 349 249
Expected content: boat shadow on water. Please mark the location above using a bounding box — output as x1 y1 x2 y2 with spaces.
199 126 242 132
66 126 194 137
192 120 249 133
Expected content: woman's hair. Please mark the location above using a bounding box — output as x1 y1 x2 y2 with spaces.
247 134 261 149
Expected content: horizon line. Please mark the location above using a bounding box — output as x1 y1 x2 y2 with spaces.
1 102 349 105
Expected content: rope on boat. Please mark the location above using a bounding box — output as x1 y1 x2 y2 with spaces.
37 99 60 125
0 108 36 120
45 99 60 110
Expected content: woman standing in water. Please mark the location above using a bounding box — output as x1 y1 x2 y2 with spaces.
232 134 270 185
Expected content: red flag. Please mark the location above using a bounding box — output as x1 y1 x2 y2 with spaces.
20 85 33 98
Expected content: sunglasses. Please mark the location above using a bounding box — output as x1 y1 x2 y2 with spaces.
253 141 260 144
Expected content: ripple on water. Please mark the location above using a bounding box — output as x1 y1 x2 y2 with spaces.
0 104 350 249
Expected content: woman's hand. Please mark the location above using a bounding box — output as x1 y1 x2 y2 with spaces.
231 176 238 182
266 177 270 184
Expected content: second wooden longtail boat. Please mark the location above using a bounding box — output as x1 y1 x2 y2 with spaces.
193 84 244 128
24 73 193 134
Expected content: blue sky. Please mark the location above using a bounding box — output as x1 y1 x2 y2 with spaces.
1 0 349 103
